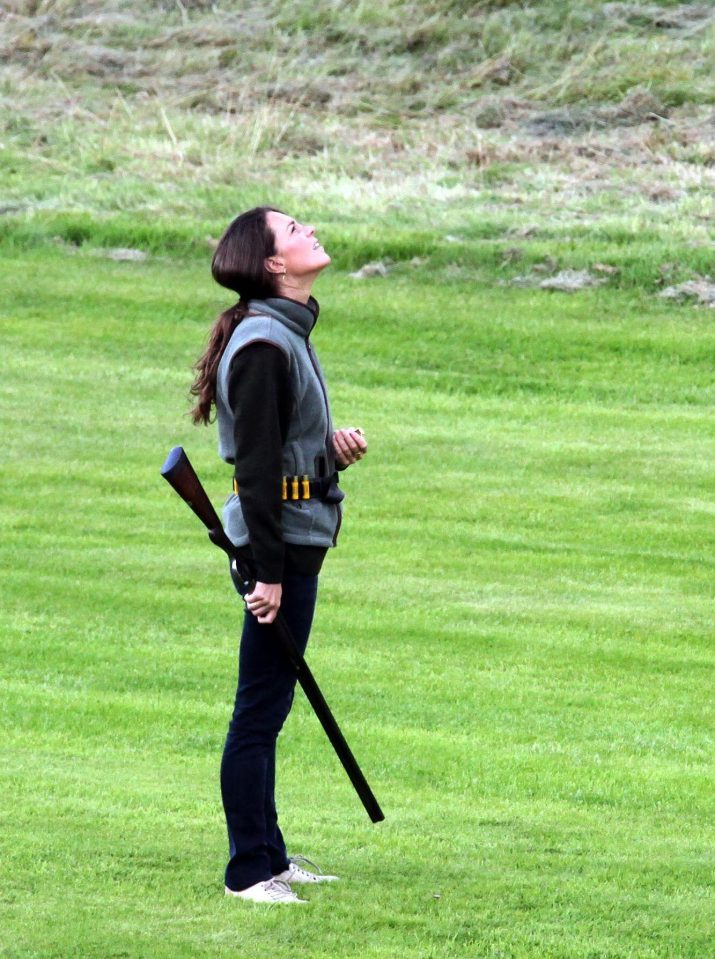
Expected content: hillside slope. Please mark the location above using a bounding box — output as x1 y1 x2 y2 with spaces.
1 1 713 245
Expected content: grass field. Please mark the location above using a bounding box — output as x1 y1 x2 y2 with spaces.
1 238 713 958
2 1 715 956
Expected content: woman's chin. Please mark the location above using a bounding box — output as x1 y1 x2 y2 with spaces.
297 253 332 281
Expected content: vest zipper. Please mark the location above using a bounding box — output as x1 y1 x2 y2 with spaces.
332 503 343 546
306 339 332 457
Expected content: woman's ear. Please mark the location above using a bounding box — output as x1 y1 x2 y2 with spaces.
265 256 285 275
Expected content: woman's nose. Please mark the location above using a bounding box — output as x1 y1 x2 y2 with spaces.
305 224 315 237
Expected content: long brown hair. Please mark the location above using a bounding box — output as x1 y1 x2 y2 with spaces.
190 205 283 425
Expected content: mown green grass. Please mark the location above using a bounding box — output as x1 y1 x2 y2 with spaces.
2 2 713 954
1 243 713 958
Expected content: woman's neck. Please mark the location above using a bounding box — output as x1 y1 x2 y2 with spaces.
277 272 320 304
276 286 310 304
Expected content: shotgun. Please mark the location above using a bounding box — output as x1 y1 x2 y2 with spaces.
160 446 384 824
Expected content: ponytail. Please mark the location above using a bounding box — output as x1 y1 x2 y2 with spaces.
189 301 248 425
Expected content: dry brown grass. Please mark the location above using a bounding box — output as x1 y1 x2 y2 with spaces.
0 1 713 237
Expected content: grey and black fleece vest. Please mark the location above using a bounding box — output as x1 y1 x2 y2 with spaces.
216 297 342 549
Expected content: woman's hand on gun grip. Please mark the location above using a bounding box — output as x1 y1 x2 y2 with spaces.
333 427 367 468
245 582 282 624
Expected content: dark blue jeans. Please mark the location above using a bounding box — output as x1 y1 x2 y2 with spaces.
220 572 318 892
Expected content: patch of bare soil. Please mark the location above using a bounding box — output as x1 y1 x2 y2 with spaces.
349 261 390 278
509 264 614 292
539 270 606 292
659 277 715 307
526 88 667 136
603 3 713 29
89 247 149 260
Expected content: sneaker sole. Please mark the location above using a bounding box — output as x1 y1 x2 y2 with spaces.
225 886 307 904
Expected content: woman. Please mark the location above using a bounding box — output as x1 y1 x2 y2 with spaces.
190 207 367 904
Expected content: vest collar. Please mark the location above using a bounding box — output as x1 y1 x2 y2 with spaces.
248 296 319 336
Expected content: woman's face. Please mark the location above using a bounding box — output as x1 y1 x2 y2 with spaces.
265 210 331 279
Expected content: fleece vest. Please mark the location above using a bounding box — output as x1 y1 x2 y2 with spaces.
215 297 342 549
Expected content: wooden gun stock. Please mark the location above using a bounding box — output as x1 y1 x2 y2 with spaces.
160 446 236 557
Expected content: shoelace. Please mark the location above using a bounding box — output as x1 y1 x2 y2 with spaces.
266 879 296 900
289 855 324 875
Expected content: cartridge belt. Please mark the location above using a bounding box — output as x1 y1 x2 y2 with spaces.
233 474 329 502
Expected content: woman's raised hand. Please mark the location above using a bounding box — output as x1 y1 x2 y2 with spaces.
333 427 367 467
245 582 282 624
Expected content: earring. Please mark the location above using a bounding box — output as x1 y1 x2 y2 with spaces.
282 269 287 280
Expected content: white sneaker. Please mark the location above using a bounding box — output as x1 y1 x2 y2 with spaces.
225 878 307 904
273 855 339 885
